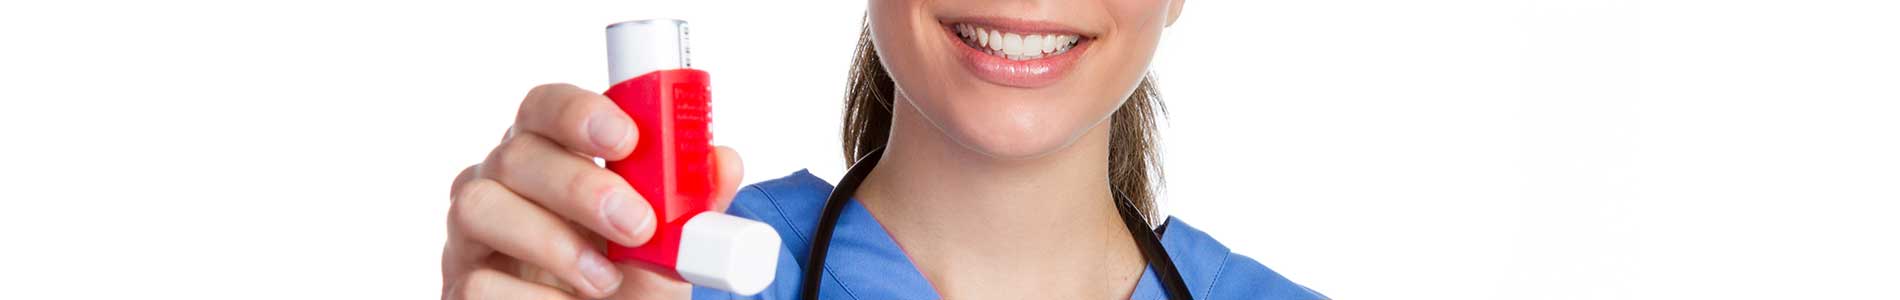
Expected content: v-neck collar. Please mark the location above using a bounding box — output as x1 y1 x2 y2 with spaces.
817 198 1171 300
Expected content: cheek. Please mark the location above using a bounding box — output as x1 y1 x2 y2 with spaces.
870 0 961 113
1090 0 1171 93
1056 2 1169 131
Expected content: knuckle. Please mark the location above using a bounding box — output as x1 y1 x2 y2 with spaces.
566 170 612 211
485 135 538 177
449 179 504 232
520 83 576 120
451 164 480 198
450 177 490 205
525 83 573 102
532 235 580 269
561 93 607 116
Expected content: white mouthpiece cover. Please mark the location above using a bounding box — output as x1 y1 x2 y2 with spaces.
676 212 781 295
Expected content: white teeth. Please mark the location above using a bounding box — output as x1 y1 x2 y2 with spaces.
1039 34 1057 53
1002 33 1023 56
987 30 1003 51
955 23 1081 61
1022 35 1043 55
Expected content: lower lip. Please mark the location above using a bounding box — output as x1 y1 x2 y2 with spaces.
944 24 1091 88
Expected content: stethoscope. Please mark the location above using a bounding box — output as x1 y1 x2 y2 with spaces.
800 147 1196 300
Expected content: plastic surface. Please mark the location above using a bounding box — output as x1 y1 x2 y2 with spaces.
677 212 781 295
605 19 689 84
602 68 717 270
604 67 780 296
602 19 779 296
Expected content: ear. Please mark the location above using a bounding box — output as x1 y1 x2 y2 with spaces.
1166 0 1186 27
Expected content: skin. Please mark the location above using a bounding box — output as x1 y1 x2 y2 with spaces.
860 1 1185 298
441 0 1183 299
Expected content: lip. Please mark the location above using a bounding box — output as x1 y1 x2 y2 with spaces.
940 17 1094 88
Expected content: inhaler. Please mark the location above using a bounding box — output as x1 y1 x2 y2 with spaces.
602 19 779 295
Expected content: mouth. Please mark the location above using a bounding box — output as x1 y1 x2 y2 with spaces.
940 18 1095 88
952 23 1084 61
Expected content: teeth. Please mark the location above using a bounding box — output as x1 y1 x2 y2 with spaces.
1037 34 1054 53
976 27 989 46
1022 35 1043 55
1002 33 1023 56
987 30 1003 51
953 23 1081 61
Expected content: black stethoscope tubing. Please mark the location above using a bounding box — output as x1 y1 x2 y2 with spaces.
800 147 1195 300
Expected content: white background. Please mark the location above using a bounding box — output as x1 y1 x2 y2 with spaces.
2 0 1896 299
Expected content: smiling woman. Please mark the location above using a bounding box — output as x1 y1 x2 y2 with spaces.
7 0 1900 299
440 0 1326 299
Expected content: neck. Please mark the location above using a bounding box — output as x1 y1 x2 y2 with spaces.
855 98 1143 298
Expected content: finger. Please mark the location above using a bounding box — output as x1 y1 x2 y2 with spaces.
451 164 479 200
445 173 501 265
517 83 638 160
450 177 624 298
710 146 745 212
447 268 581 300
484 132 657 247
444 164 494 288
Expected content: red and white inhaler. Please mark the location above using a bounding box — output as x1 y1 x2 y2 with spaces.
601 19 779 295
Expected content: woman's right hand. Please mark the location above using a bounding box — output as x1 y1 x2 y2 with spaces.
443 83 745 300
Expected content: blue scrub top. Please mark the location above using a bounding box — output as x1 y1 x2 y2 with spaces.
692 170 1328 300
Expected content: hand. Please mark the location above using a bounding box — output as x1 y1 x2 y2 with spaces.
443 83 745 299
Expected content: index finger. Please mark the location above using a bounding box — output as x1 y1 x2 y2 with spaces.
516 83 638 160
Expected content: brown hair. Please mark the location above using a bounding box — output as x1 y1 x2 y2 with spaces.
839 23 1169 221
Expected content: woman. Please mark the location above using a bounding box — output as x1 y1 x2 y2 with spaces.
443 0 1325 299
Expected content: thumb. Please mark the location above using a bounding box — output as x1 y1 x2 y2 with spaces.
710 145 745 212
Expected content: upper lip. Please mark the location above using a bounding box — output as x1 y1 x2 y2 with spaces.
939 16 1098 38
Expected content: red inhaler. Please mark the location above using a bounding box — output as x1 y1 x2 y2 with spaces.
601 19 779 295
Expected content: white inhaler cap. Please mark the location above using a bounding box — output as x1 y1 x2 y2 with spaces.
606 19 690 84
677 213 782 295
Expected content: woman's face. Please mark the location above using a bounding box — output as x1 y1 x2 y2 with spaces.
869 0 1184 159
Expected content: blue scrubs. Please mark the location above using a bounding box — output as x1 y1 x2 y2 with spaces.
692 170 1328 300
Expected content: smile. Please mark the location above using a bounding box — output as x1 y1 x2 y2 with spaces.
941 18 1095 88
953 23 1082 61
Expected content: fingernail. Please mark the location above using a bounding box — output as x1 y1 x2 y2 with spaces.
586 111 632 153
602 190 653 243
576 250 622 295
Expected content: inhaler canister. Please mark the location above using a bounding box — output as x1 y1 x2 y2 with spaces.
603 19 780 296
606 19 690 84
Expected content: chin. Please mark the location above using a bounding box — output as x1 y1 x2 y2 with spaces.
934 102 1104 161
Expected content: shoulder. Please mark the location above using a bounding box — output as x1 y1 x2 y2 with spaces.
723 169 834 253
700 171 1331 300
692 169 835 300
1160 218 1330 300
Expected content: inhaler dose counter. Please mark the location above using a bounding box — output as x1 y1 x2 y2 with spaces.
601 19 780 295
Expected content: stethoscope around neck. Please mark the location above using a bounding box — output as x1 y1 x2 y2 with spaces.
801 147 1196 300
